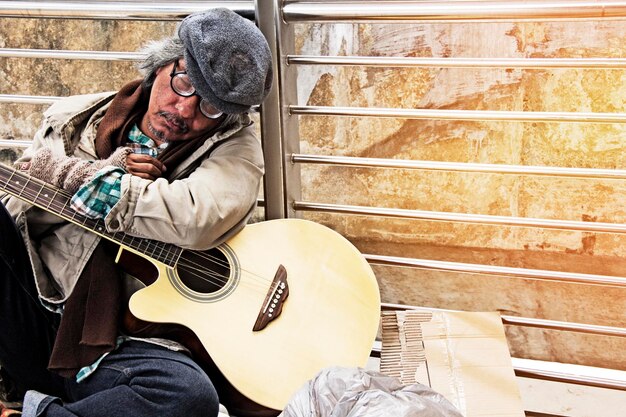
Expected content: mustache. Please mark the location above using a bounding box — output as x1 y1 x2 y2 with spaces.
158 111 189 134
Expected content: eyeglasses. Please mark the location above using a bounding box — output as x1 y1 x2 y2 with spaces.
169 60 223 119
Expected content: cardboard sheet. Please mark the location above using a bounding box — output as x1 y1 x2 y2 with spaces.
380 310 525 417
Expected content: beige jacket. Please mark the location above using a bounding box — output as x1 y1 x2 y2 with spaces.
1 91 264 309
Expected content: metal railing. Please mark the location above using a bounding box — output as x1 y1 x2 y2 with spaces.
281 0 626 22
1 1 625 414
288 55 626 69
0 1 255 20
290 105 626 123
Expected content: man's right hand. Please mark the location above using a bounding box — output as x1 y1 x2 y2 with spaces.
125 154 167 180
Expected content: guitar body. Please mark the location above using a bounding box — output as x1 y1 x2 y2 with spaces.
128 218 381 411
0 163 379 412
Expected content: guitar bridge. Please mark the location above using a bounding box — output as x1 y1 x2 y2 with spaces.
253 264 289 331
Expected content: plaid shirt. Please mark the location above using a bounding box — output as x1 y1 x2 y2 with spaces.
70 124 168 218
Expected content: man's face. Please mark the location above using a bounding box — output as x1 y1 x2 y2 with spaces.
140 59 220 144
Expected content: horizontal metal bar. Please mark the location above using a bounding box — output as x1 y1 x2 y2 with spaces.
290 105 626 123
294 201 626 234
501 316 626 338
0 94 59 104
0 92 262 110
0 139 32 149
381 302 626 337
283 0 626 22
514 363 626 391
288 55 626 69
292 154 626 180
0 48 141 61
0 1 254 20
367 254 626 287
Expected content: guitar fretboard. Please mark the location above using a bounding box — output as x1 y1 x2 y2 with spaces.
0 162 182 267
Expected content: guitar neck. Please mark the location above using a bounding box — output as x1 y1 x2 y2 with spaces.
0 162 181 266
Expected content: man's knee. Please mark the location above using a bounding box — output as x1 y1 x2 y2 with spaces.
183 371 219 416
162 361 219 417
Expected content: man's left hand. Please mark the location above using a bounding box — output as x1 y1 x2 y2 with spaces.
125 153 167 180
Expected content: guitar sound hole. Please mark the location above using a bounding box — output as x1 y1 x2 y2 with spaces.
178 248 230 294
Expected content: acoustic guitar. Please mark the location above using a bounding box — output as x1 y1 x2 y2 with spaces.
0 163 381 411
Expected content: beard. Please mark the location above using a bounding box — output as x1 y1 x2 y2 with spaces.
147 111 190 143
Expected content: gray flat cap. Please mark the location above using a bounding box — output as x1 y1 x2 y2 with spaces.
178 8 273 114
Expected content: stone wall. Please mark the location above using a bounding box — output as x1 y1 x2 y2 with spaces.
1 16 625 370
0 18 175 148
292 21 626 370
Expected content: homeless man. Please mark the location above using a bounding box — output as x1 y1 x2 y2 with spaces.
0 8 272 417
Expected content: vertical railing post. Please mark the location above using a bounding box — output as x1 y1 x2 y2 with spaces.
256 0 289 219
274 0 302 218
256 0 302 219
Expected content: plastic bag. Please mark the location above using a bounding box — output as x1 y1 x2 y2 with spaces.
279 367 464 417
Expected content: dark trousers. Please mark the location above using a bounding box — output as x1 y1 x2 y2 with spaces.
0 202 65 398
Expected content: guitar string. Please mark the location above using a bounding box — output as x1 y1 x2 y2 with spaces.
11 179 274 291
174 236 289 290
1 169 275 293
177 253 274 292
